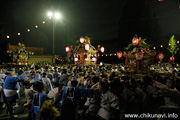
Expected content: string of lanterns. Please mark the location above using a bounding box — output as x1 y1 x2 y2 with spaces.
5 18 50 40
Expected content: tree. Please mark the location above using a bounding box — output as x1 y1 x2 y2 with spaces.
167 35 179 57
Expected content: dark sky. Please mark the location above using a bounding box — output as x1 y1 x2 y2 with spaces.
1 0 180 55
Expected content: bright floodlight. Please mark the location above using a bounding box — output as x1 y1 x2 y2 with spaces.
48 11 53 17
54 12 61 19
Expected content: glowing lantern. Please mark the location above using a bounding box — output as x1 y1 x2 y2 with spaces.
117 51 123 59
74 58 78 62
65 46 70 52
100 47 105 53
156 52 164 60
92 57 96 62
132 37 139 46
80 37 85 43
170 56 174 61
85 44 90 50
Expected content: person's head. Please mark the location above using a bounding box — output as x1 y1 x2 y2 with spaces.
33 81 45 92
99 80 109 93
71 79 78 87
43 72 48 78
6 68 15 76
91 76 100 85
23 80 31 89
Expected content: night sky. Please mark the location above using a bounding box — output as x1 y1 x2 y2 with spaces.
1 0 180 56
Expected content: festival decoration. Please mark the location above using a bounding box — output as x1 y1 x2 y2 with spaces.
167 35 179 57
100 47 105 53
170 56 174 62
80 37 85 43
85 44 90 51
66 36 103 65
156 52 164 60
65 46 70 52
117 51 123 59
74 57 78 62
123 35 156 72
7 42 33 65
132 37 139 46
136 52 143 60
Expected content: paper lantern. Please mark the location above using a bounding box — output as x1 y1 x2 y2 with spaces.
156 52 164 60
85 44 89 50
100 47 105 53
170 56 174 61
132 37 139 46
92 57 96 62
65 47 70 52
85 58 88 61
80 37 85 43
74 58 78 62
117 51 123 59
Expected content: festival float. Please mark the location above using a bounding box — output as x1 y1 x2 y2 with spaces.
7 42 34 65
123 35 156 73
65 36 104 65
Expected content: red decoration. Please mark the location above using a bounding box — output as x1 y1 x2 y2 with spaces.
65 46 70 52
136 52 143 60
100 47 105 53
85 44 89 51
132 37 139 46
117 51 123 59
80 37 85 43
156 52 164 60
170 56 174 61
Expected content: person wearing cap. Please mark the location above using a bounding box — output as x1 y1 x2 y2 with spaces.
3 68 29 118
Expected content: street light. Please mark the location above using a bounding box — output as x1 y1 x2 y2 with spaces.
47 11 62 55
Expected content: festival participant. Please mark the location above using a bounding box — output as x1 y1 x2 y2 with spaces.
97 80 119 120
3 68 28 118
0 69 6 112
23 80 36 120
60 79 98 120
41 72 53 94
52 68 61 88
59 68 69 92
32 81 47 120
85 76 101 120
155 77 180 107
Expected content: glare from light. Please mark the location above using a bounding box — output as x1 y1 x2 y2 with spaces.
43 21 45 24
54 13 61 19
27 29 30 32
7 36 10 38
35 25 38 28
47 11 53 17
18 33 21 36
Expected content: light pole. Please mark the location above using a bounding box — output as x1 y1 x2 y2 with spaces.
47 11 61 55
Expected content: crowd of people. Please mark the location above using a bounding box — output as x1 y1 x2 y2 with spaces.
0 62 180 120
